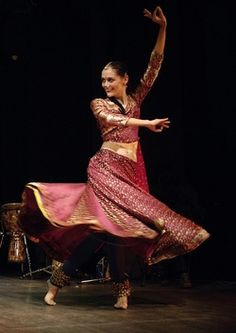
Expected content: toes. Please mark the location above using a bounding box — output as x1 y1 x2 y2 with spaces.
44 294 56 306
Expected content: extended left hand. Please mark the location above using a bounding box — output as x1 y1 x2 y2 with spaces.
147 117 170 133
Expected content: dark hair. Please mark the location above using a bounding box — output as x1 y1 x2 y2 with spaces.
104 61 129 77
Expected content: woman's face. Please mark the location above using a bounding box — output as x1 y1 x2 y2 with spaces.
101 66 128 99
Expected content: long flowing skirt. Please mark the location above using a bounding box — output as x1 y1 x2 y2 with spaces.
19 149 210 264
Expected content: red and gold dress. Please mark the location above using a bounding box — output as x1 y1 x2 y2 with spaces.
19 51 209 264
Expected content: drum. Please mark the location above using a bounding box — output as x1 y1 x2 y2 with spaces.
0 203 26 262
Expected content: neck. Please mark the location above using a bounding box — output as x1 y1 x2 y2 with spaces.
117 96 128 107
108 97 126 114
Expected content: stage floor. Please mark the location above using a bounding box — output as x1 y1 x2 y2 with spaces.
0 275 235 333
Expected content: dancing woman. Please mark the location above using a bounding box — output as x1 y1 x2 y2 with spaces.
19 5 209 310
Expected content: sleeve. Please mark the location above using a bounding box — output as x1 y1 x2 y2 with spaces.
90 98 130 126
133 51 164 106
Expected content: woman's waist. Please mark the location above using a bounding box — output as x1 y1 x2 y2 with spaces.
101 140 138 162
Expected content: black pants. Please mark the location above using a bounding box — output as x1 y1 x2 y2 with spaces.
63 233 128 283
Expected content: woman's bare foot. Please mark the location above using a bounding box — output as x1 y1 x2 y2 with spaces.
114 295 128 310
44 279 59 306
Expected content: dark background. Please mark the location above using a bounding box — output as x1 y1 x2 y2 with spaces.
0 0 235 281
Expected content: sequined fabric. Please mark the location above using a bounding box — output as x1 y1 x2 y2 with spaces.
19 50 209 264
50 266 70 288
87 148 209 263
90 51 164 144
112 280 131 297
